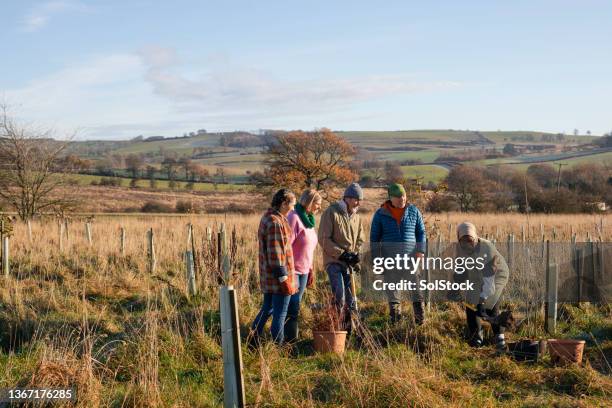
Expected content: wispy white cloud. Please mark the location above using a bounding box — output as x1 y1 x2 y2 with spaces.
2 46 462 139
22 1 90 32
138 46 461 115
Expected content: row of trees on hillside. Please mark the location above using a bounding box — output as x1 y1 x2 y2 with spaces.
429 163 611 213
255 129 610 213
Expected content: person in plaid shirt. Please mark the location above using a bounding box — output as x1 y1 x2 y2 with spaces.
250 188 298 345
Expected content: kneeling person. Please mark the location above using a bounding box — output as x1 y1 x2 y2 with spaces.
454 222 510 350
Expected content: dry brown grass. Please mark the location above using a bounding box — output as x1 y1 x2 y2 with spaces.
0 211 610 407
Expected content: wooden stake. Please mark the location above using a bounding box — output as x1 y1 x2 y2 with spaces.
187 223 193 247
27 219 32 243
85 222 92 245
147 228 156 273
2 236 8 277
120 227 126 255
59 221 64 252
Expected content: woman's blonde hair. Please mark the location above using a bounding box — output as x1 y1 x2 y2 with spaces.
299 188 322 209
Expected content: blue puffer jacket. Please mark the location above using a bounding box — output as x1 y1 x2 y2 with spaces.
370 202 426 257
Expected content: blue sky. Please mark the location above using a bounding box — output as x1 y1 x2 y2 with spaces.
1 0 611 140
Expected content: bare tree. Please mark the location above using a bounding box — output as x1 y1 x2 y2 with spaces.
0 105 75 220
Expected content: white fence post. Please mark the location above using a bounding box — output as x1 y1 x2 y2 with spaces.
220 285 245 407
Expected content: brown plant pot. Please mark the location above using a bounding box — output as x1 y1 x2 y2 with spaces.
547 339 585 365
313 330 347 354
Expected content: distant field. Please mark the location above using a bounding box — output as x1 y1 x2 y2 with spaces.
478 149 612 166
114 134 221 154
481 131 598 144
66 130 607 187
400 164 448 183
66 173 252 192
377 149 441 162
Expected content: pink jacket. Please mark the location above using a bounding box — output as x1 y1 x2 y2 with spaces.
287 210 318 275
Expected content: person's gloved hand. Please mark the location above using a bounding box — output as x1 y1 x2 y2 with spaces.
476 303 488 318
279 276 294 295
339 251 359 265
339 251 353 263
347 252 360 266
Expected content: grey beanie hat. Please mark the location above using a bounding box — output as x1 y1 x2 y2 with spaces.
343 182 364 200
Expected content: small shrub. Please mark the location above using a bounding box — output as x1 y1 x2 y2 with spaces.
99 177 123 187
141 201 174 213
176 200 195 213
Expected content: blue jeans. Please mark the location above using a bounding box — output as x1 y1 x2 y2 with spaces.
284 273 309 342
326 263 356 311
251 293 291 344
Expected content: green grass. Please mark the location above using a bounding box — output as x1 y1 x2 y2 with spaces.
378 149 441 162
482 151 612 171
113 134 222 155
400 164 449 183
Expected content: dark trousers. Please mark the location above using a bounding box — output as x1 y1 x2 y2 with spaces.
326 262 356 332
465 302 504 343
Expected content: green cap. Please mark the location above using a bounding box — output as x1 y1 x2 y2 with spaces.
387 183 406 198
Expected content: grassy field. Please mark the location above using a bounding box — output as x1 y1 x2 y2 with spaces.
64 130 607 186
66 173 252 192
0 213 610 407
400 165 449 184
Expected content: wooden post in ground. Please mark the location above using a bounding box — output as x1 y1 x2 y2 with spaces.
2 236 8 277
545 262 558 334
85 222 92 246
120 227 126 255
436 234 442 257
185 250 197 297
507 234 514 270
589 240 596 299
521 225 525 243
59 220 64 252
188 223 199 279
64 219 69 240
220 285 246 408
147 228 156 273
187 223 193 247
27 219 32 243
598 238 605 283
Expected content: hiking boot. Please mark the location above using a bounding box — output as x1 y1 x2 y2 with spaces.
342 309 354 335
389 303 402 324
494 334 507 353
413 301 425 326
468 329 484 348
469 338 483 348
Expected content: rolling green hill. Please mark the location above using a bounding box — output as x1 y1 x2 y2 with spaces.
64 130 607 185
